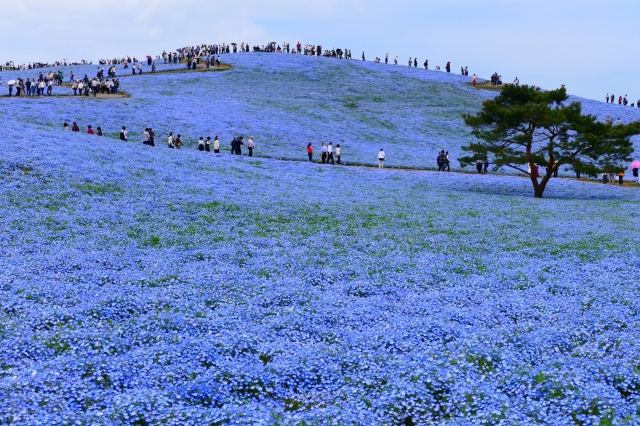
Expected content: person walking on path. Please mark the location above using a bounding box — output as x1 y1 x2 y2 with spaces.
321 142 328 164
476 160 483 174
167 132 174 148
120 126 128 141
618 168 625 186
175 134 182 150
87 125 94 135
213 136 220 153
198 137 205 151
205 137 211 152
72 122 80 132
483 158 490 174
445 151 451 172
307 143 313 162
327 142 335 164
148 128 155 146
247 136 255 156
437 150 445 171
336 144 342 164
378 149 385 168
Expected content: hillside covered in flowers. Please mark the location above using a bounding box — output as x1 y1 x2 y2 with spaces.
1 53 640 425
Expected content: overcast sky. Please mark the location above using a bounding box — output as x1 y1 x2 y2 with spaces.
1 0 637 101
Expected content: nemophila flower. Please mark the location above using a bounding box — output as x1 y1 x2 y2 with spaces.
1 56 640 424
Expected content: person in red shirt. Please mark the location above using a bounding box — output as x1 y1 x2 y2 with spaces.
307 143 313 162
87 125 94 135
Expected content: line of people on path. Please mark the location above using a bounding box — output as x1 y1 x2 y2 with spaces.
6 76 53 97
306 142 343 165
606 93 640 108
60 121 640 183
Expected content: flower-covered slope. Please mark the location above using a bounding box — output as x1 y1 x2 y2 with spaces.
1 118 640 424
3 53 640 171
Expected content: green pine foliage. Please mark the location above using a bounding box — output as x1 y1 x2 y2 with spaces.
460 85 640 197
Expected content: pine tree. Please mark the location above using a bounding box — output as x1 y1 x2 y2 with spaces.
460 85 640 198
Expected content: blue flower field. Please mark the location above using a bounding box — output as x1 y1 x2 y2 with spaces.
1 53 640 425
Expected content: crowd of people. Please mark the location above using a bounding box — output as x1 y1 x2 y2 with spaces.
2 60 90 71
4 72 60 97
606 93 640 108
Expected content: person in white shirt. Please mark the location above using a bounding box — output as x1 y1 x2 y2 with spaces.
120 126 128 141
321 142 328 164
213 136 220 153
336 144 342 164
378 149 385 169
247 136 256 156
142 128 150 145
167 132 174 148
327 142 335 164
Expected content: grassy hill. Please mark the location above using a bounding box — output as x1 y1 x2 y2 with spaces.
1 54 640 424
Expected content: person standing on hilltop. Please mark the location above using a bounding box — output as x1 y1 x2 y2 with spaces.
378 149 385 169
424 59 428 70
408 57 412 67
472 74 478 86
362 52 365 61
446 62 451 73
606 93 610 104
385 53 388 64
414 58 417 68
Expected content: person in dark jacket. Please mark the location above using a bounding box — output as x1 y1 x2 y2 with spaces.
148 128 155 146
235 137 244 155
